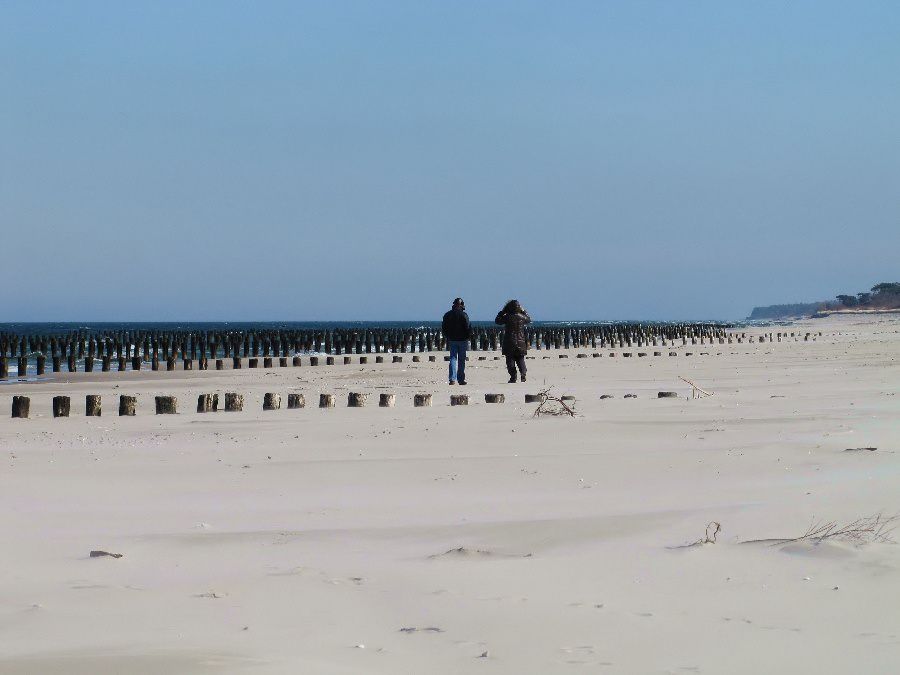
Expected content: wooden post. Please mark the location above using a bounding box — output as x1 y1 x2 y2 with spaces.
37 355 46 375
216 359 224 370
12 395 30 418
485 393 505 403
17 357 27 376
224 393 244 412
379 393 396 407
53 396 71 417
359 357 368 364
450 394 469 406
319 394 335 408
155 396 177 414
414 393 432 407
279 357 288 367
197 394 214 413
310 357 319 366
183 359 193 370
102 356 111 372
263 357 273 368
119 395 137 416
393 355 403 363
348 392 368 407
85 395 102 417
287 393 305 409
0 356 7 378
233 357 242 369
131 356 141 371
524 394 546 403
326 356 335 365
264 393 281 410
249 358 259 368
292 356 302 367
343 356 352 365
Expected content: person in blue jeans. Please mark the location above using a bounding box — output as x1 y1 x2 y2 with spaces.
442 297 472 385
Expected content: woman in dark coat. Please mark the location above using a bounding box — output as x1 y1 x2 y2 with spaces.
495 299 531 383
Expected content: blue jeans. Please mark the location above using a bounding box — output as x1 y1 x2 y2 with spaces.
448 340 467 383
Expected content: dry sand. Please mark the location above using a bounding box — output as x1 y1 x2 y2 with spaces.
2 315 899 674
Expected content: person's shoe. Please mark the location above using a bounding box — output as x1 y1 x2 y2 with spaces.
508 377 517 383
449 380 456 385
459 380 467 385
521 374 526 382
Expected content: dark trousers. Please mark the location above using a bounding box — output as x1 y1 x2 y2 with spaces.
505 352 526 380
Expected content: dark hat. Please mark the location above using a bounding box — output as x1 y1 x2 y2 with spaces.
453 297 464 307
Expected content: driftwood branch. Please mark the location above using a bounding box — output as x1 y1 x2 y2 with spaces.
532 387 576 417
678 376 713 398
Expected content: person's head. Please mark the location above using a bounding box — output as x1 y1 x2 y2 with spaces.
503 299 522 314
453 297 465 310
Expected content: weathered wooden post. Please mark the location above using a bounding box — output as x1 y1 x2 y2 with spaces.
85 395 102 417
292 356 302 367
197 394 214 413
53 396 71 417
359 356 368 364
287 393 305 409
101 356 111 372
343 356 352 365
263 357 273 368
12 395 30 418
524 393 546 403
264 393 281 410
119 395 137 416
37 355 46 375
233 357 242 369
309 356 320 366
183 359 193 370
348 392 368 407
131 356 141 371
450 394 469 406
224 393 243 412
0 356 7 378
248 358 259 369
319 393 335 408
215 359 224 370
17 357 27 377
279 357 288 367
393 355 403 363
414 393 432 407
379 393 396 407
485 393 505 403
155 396 177 414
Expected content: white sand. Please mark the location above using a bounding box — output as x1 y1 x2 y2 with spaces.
2 315 899 674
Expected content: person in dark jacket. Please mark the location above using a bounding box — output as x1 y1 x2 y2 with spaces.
442 297 472 385
495 299 531 383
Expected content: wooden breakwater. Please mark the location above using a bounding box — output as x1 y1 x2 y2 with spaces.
0 323 820 377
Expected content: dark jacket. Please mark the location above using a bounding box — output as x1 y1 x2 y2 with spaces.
442 307 472 342
495 309 531 356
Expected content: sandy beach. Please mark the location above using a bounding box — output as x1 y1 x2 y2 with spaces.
2 314 899 674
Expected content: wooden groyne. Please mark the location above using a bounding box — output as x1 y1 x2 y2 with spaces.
0 324 820 376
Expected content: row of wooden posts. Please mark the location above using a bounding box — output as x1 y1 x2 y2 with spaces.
7 391 525 418
0 330 822 378
0 324 821 366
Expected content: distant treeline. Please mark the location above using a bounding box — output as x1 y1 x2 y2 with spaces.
828 282 900 310
748 303 823 320
749 282 900 319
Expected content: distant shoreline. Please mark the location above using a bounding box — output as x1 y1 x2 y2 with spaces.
813 307 900 317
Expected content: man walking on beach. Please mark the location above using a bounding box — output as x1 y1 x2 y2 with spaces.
442 297 471 385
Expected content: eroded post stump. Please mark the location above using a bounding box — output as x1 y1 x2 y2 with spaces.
264 393 281 410
197 394 214 413
348 392 368 407
12 395 30 418
53 396 71 417
287 393 305 409
379 393 396 407
450 394 468 406
484 393 505 403
119 395 137 416
86 395 102 417
319 394 335 408
224 393 244 412
155 396 177 414
414 393 432 407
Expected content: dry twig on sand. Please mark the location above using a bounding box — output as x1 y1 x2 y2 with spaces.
743 512 899 546
532 387 576 417
669 521 721 549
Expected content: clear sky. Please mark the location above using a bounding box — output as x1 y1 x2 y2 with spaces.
2 1 898 321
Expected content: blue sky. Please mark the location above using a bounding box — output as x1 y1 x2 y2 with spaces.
2 1 898 321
